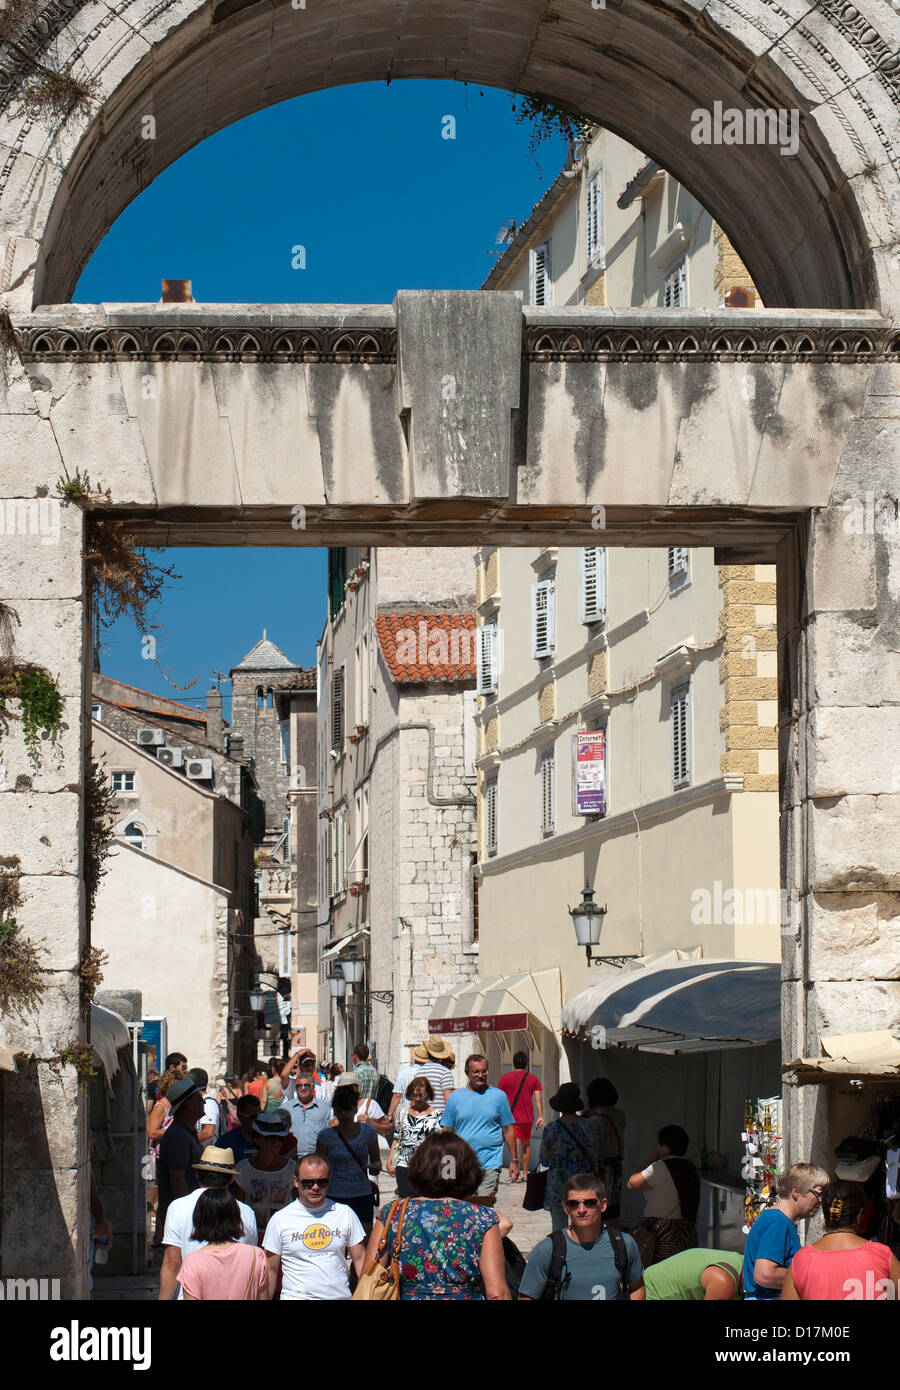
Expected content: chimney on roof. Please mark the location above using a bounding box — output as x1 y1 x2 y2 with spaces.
229 731 245 761
161 279 193 303
206 686 223 752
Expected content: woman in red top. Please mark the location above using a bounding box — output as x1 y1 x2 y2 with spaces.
242 1063 267 1102
782 1180 900 1301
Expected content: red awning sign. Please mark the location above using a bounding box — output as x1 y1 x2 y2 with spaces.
427 1013 529 1035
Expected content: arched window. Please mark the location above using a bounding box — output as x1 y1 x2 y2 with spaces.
123 821 145 849
266 689 274 710
257 686 264 710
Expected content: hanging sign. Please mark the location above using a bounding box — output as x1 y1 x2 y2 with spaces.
573 730 606 816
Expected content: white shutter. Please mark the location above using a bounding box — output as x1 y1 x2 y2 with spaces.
540 751 555 834
672 683 691 787
476 623 497 696
668 546 688 579
663 259 686 308
587 173 603 265
331 668 344 751
531 241 551 306
532 579 555 659
337 808 346 892
485 780 498 857
579 547 606 625
326 820 334 898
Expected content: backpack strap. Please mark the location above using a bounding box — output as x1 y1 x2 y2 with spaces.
606 1226 630 1298
545 1229 570 1300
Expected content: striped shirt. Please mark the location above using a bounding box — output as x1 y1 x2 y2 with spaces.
393 1062 454 1112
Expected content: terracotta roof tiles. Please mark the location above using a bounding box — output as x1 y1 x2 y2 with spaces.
374 612 476 685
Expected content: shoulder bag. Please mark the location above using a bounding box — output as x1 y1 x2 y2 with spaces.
336 1125 380 1203
352 1197 412 1301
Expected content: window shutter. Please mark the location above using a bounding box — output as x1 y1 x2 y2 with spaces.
540 751 555 834
337 809 346 892
532 579 555 659
663 259 686 308
476 623 497 696
668 546 688 579
326 819 334 898
531 241 551 306
332 668 344 751
672 684 691 787
587 174 603 265
580 547 606 625
485 781 498 857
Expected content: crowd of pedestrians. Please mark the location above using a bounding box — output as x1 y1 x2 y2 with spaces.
145 1043 899 1302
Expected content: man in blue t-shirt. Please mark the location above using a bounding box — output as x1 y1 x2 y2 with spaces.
742 1161 828 1299
441 1054 517 1204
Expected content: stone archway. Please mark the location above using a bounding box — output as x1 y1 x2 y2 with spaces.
1 0 900 311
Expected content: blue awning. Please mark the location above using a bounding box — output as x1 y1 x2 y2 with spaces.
561 959 780 1053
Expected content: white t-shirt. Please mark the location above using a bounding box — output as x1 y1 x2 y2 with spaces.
162 1187 257 1301
355 1098 385 1123
235 1158 296 1229
641 1160 682 1219
263 1198 366 1301
197 1094 223 1144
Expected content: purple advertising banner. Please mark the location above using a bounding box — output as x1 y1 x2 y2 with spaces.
574 730 606 816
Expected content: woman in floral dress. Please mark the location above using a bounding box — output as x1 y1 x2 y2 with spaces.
364 1133 510 1300
387 1076 443 1198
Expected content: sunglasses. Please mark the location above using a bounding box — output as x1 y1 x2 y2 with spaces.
565 1197 600 1210
299 1178 328 1190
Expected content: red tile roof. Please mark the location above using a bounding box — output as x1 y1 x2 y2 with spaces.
374 612 476 684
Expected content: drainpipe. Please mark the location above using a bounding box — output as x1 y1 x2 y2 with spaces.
354 721 476 807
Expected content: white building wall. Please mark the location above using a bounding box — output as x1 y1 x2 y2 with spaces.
93 845 230 1076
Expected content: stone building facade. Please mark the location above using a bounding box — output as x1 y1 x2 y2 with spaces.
317 547 480 1078
228 636 318 1056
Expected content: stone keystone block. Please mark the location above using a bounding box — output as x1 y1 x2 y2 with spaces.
395 290 521 501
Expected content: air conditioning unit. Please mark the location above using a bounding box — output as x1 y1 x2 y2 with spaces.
186 758 213 781
157 746 184 769
137 728 165 746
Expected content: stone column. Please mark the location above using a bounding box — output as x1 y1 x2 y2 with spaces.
0 336 89 1296
778 493 900 1165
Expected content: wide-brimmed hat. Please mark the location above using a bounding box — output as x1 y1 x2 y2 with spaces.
424 1035 455 1064
835 1155 881 1183
252 1109 291 1138
334 1072 361 1089
411 1044 429 1064
550 1083 584 1114
167 1077 204 1111
192 1145 237 1174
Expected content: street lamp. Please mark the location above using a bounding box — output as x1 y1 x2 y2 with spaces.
249 988 266 1012
327 965 347 1000
568 882 640 968
339 951 365 985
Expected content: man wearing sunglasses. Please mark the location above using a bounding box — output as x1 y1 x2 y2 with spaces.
518 1174 644 1301
262 1154 367 1301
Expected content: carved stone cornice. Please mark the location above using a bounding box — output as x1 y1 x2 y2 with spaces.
14 323 398 363
524 322 900 364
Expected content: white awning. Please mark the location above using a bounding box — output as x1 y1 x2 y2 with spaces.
562 958 780 1054
429 969 561 1036
784 1030 900 1083
321 929 368 961
91 1003 132 1094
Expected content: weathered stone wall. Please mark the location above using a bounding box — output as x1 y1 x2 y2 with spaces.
718 564 779 791
369 680 478 1080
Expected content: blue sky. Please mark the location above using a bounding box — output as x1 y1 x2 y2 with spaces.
81 81 570 715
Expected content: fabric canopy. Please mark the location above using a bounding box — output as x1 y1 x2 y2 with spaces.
783 1030 900 1082
429 969 561 1036
321 929 368 961
561 958 780 1053
91 1002 132 1094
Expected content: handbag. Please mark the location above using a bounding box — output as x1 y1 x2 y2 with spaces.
352 1197 411 1301
523 1168 547 1212
336 1125 380 1203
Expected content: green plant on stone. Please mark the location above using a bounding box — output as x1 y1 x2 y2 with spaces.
84 758 117 924
60 1041 98 1089
0 866 46 1014
16 666 64 753
78 944 108 1018
510 94 596 163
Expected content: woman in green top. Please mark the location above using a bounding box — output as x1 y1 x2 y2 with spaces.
262 1057 285 1113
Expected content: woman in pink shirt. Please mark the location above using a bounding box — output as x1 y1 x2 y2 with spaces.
781 1180 899 1301
178 1188 269 1301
